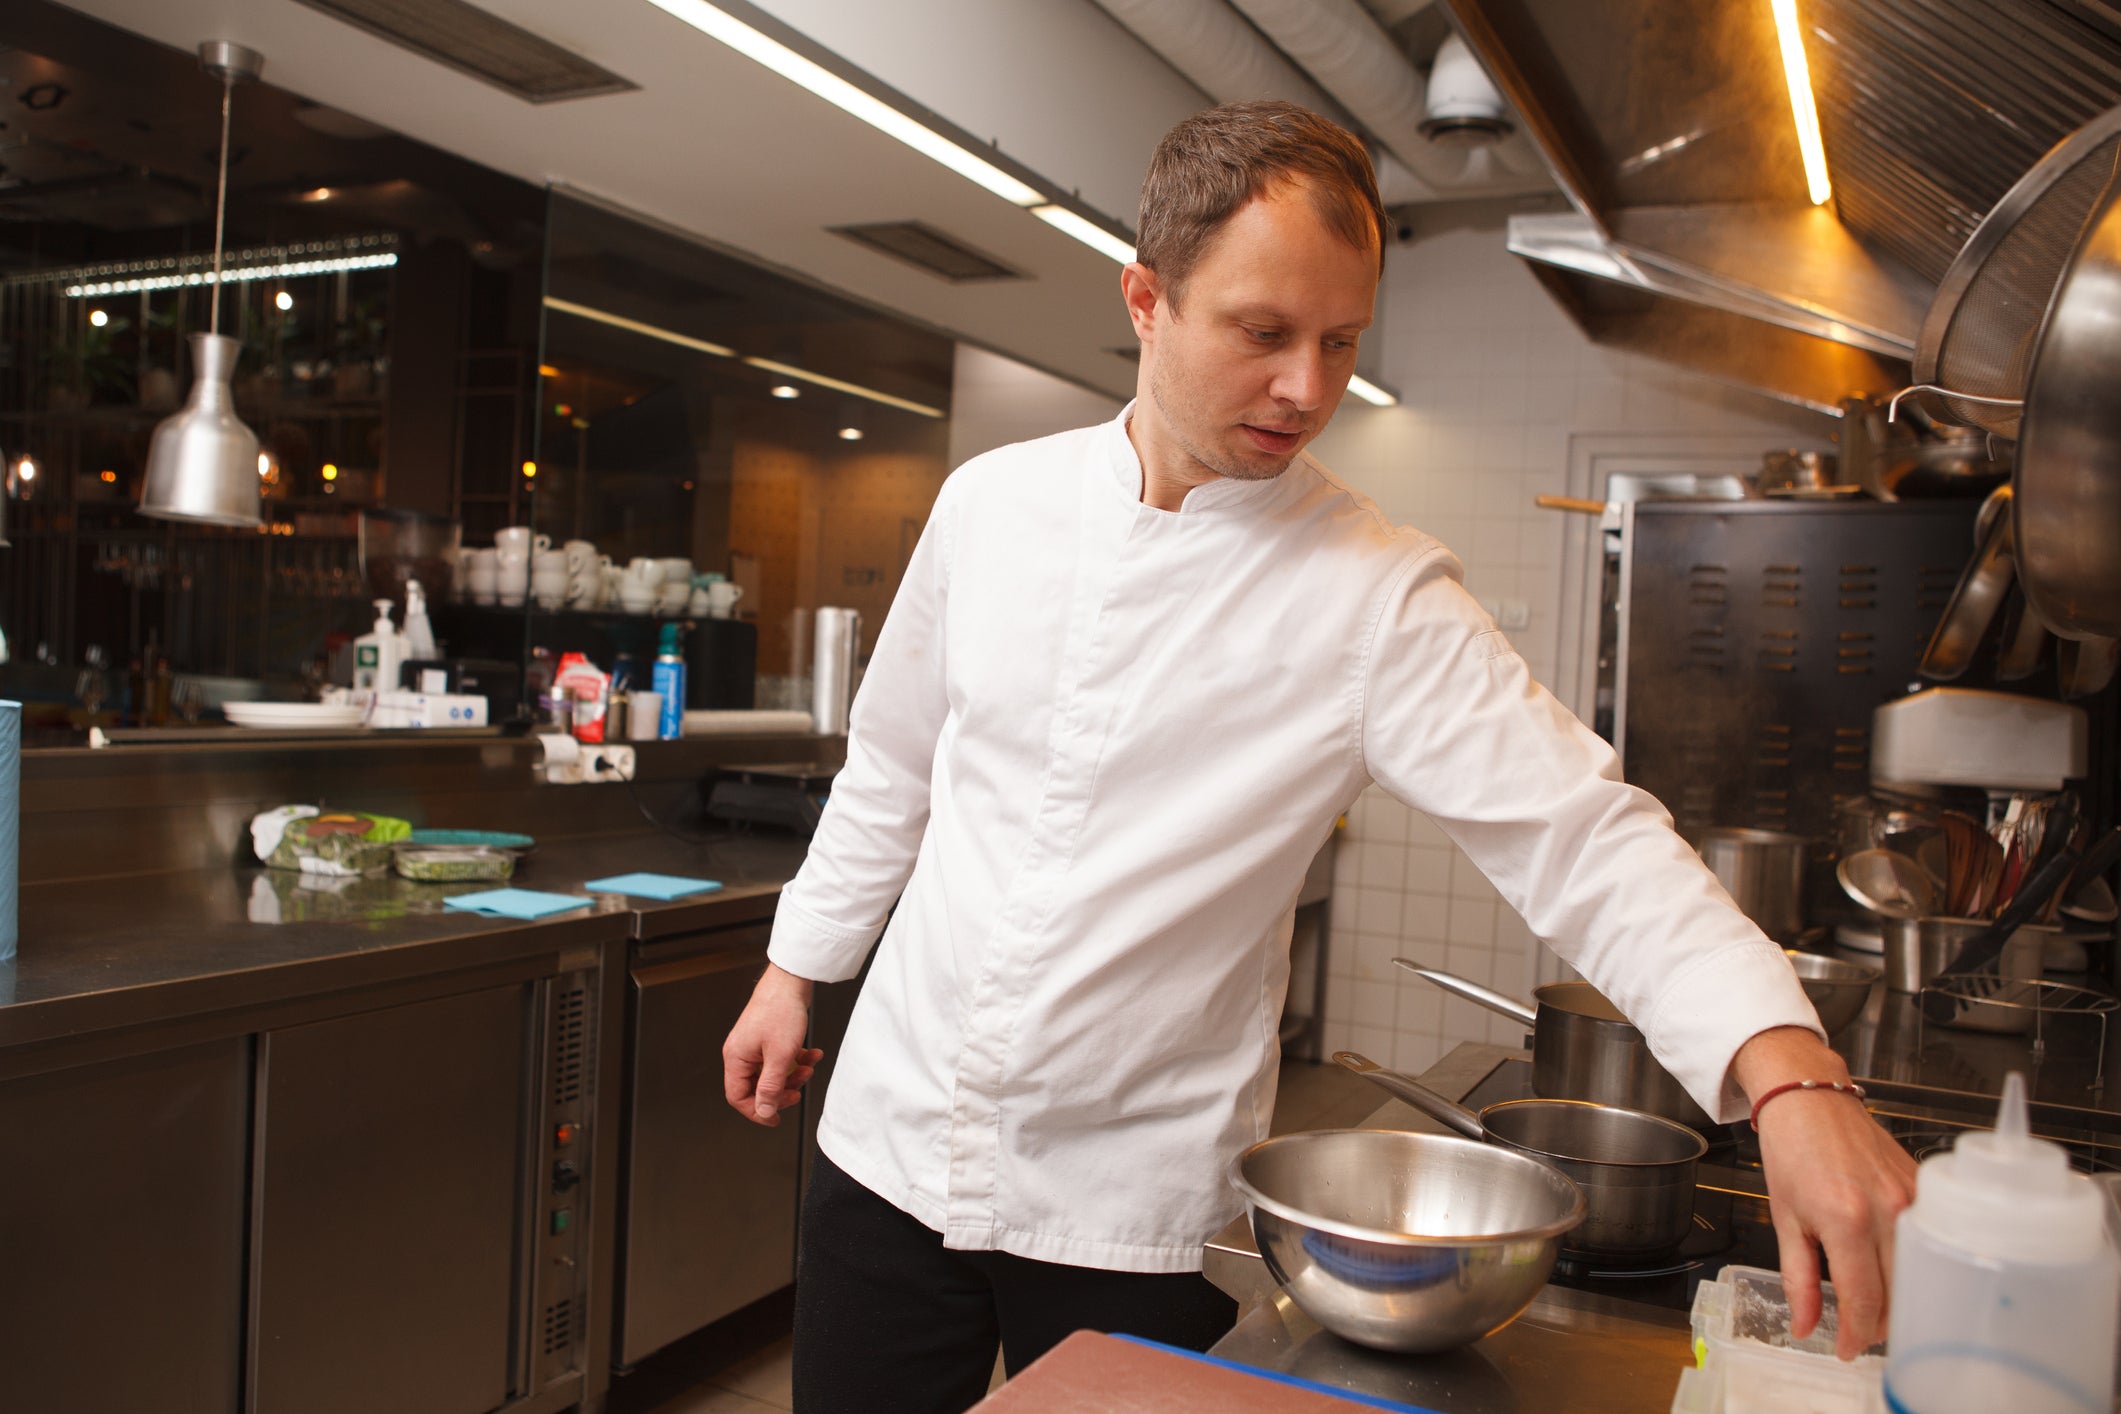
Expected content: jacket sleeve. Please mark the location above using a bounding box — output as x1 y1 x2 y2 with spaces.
1358 541 1822 1121
767 480 957 983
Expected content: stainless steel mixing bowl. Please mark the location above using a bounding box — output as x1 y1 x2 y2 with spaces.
1228 1129 1586 1354
1784 948 1881 1035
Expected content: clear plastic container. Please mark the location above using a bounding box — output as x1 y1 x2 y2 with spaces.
1673 1264 1885 1414
392 844 516 883
1884 1073 2120 1414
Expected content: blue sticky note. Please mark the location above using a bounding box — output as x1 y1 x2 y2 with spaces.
444 888 595 920
584 873 725 901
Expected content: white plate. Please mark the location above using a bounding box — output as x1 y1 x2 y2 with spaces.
223 702 369 729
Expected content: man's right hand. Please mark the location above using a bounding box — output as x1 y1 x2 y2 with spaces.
723 962 825 1127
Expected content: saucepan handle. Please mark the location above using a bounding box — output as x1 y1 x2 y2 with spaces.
1332 1052 1487 1140
1392 961 1539 1029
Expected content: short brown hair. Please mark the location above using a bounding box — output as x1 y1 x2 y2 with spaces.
1136 101 1388 304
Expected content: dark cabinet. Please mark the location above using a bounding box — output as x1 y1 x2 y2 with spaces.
0 1039 250 1414
618 934 801 1366
249 983 531 1414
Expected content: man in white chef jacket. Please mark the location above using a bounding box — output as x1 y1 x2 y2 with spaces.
725 101 1917 1412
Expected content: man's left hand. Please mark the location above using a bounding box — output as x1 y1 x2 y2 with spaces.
1733 1026 1918 1360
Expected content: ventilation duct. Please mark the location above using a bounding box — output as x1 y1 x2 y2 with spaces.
1225 0 1549 195
831 222 1023 283
290 0 636 104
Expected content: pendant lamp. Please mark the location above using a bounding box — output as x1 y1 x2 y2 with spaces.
138 41 266 528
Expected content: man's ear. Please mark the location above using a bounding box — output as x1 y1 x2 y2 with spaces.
1120 262 1162 344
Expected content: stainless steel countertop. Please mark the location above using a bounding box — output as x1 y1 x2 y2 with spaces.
0 831 810 1052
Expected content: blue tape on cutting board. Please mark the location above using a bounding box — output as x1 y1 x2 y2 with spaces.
1108 1335 1446 1413
444 888 594 920
584 873 724 901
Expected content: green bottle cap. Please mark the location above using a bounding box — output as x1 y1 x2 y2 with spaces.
657 622 682 654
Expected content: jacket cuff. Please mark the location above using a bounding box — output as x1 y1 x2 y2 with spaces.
767 893 885 984
1641 941 1827 1123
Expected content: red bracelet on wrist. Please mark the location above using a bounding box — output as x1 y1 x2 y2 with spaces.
1749 1079 1867 1131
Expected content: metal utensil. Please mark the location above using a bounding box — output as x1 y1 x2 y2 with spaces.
1227 1129 1583 1354
1333 1053 1704 1260
1837 849 1939 919
1920 486 2016 682
1921 825 2089 1024
1394 963 1715 1130
1784 950 1882 1036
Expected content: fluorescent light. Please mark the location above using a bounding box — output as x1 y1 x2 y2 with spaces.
1346 374 1398 407
1771 0 1832 206
642 0 1042 207
64 252 397 297
544 295 737 358
1030 204 1137 264
543 296 944 418
740 355 944 418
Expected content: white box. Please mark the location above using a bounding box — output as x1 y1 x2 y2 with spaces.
370 690 488 729
1872 687 2086 791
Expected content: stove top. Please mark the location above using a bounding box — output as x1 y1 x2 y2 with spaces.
1455 1056 2121 1313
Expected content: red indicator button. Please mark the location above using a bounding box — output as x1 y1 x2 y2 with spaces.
555 1122 580 1148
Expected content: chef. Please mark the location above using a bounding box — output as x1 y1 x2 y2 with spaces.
723 100 1917 1414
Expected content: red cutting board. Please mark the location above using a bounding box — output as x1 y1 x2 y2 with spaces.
972 1331 1430 1413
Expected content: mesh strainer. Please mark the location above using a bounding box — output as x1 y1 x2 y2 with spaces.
1913 106 2121 439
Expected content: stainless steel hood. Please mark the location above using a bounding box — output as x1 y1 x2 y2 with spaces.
1444 0 2121 414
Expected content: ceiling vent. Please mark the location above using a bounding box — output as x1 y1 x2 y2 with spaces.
290 0 636 104
831 222 1024 283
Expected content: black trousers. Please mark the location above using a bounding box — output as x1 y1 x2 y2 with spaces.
792 1150 1237 1414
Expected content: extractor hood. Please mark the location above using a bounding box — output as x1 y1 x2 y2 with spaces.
1443 0 2121 414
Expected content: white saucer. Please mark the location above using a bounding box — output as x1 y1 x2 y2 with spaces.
224 702 369 729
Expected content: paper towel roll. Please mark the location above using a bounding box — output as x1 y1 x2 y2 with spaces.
812 607 861 736
0 700 18 965
536 732 581 767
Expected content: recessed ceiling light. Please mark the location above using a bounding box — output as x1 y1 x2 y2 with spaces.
838 426 864 441
771 384 800 399
274 290 293 311
88 309 108 327
299 186 334 202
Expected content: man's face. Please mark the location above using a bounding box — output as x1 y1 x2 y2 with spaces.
1127 184 1379 483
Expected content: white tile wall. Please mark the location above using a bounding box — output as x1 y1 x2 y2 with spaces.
1309 199 1836 1071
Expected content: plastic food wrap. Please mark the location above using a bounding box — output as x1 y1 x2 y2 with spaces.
251 805 412 876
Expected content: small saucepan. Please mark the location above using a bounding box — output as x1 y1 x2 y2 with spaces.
1334 1052 1705 1260
1395 961 1716 1131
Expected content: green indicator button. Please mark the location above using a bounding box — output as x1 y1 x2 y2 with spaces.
551 1208 571 1235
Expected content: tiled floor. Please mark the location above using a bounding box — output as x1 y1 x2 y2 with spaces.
613 1058 1378 1413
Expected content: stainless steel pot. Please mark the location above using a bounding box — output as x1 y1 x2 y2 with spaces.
1396 962 1716 1131
1335 1053 1704 1260
1698 827 1809 942
1880 916 2044 994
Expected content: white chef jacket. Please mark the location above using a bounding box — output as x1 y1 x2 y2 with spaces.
768 404 1821 1274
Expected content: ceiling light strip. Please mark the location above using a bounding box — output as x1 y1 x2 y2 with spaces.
1345 375 1398 407
63 253 397 297
544 295 739 357
543 295 942 418
1030 205 1137 265
740 356 943 418
1770 0 1832 206
641 0 1042 207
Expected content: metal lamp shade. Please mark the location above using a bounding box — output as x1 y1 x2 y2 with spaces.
139 333 262 527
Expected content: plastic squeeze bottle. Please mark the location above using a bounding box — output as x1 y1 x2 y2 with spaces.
651 622 686 742
1885 1071 2120 1414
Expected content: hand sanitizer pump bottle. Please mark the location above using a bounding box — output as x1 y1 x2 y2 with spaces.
353 599 403 694
1885 1072 2120 1413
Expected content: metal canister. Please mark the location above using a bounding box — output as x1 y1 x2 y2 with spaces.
1698 827 1809 942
